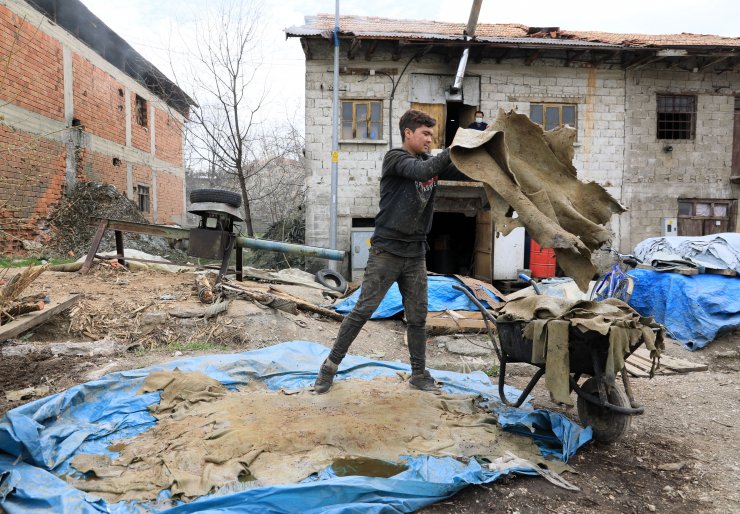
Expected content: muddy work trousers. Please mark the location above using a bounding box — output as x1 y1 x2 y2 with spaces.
328 247 428 374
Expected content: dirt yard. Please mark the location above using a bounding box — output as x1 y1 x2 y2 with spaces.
0 265 738 513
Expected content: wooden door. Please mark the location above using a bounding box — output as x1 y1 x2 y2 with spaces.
410 102 445 150
473 209 493 281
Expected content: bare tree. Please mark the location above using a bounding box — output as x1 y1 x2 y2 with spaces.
174 0 295 237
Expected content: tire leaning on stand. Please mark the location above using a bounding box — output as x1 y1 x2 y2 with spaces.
190 188 242 208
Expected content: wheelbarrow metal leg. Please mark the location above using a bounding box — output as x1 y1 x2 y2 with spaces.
498 360 545 408
620 366 641 409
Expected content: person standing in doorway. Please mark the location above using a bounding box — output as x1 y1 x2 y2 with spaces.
468 110 488 131
313 109 463 394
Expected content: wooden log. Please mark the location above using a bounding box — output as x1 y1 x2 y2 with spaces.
221 283 343 321
195 274 216 304
267 286 344 321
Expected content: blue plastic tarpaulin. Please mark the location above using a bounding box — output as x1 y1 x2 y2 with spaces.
334 276 501 318
628 269 740 350
0 341 591 513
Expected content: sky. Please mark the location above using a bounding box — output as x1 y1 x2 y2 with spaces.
81 0 739 129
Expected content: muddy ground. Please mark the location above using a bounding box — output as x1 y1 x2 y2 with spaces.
0 265 738 513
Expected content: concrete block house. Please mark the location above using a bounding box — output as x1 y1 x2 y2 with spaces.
0 0 193 253
286 15 739 281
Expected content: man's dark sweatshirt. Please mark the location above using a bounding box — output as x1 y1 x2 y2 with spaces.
371 148 464 257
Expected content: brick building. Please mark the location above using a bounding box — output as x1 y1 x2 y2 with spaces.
287 15 740 280
0 0 193 253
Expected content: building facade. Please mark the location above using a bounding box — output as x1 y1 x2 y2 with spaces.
287 15 740 280
0 0 193 253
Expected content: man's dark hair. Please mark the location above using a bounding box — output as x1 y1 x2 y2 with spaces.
399 109 436 142
475 110 484 117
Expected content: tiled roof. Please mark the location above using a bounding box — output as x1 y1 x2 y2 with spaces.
286 14 740 48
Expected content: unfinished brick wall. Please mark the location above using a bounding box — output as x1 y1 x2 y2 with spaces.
75 149 128 194
155 108 183 166
156 171 184 224
0 125 66 253
1 3 189 254
72 54 126 145
0 5 64 122
130 92 151 152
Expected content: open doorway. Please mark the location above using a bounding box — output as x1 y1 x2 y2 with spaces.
445 102 477 147
426 212 476 275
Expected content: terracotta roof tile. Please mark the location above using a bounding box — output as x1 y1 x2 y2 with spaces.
287 14 740 48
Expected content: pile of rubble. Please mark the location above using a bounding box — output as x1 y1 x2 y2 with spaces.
47 182 185 261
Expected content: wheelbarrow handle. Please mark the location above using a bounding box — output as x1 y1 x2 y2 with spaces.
451 284 498 325
451 284 503 364
518 273 542 295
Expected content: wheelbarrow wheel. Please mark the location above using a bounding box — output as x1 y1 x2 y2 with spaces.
577 377 632 443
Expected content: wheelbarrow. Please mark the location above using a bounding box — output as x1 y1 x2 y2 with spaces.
452 284 645 443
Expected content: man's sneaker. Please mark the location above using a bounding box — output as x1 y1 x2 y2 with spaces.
409 370 441 392
313 359 338 394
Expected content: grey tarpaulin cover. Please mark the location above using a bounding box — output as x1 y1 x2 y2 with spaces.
634 233 740 273
449 110 625 291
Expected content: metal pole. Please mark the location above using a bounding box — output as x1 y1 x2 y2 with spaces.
329 0 340 270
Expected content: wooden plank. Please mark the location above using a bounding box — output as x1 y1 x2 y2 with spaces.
624 362 650 378
625 354 655 373
426 311 493 332
636 263 698 275
426 318 489 331
633 347 708 373
81 219 109 274
705 268 738 277
0 294 81 341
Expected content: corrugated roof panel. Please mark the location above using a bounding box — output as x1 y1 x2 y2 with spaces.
285 14 740 48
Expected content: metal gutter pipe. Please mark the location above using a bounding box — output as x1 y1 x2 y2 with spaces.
329 0 340 270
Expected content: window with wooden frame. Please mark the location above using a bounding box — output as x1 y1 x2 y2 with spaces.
677 198 736 236
341 100 382 141
657 94 696 140
137 184 150 213
529 103 577 132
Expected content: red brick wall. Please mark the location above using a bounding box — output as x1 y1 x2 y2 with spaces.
155 107 183 166
0 125 66 253
156 171 184 224
72 54 126 145
132 164 153 222
130 93 151 152
0 5 64 121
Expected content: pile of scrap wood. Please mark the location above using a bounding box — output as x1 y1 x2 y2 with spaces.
194 273 344 321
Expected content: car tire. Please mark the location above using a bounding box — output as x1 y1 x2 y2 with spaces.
316 268 348 294
190 189 242 208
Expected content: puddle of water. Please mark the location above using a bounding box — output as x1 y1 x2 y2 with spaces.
331 457 408 478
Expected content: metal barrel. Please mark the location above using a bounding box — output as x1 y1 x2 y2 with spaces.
235 237 345 261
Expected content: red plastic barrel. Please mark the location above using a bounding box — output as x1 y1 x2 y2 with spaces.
530 240 556 278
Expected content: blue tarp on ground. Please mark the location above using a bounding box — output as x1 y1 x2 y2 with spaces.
334 276 502 318
628 269 740 350
0 341 591 513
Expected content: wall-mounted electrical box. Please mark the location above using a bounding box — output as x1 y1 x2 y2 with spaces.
662 217 678 236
